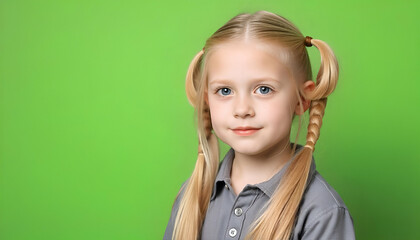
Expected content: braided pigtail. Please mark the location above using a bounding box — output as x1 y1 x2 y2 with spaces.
244 37 339 240
304 99 327 152
172 48 220 240
302 37 338 151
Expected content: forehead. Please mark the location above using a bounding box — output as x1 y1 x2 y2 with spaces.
206 40 292 84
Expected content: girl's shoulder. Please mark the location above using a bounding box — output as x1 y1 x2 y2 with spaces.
293 170 355 239
302 170 349 210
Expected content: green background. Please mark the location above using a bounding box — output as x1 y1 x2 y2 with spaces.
1 0 419 239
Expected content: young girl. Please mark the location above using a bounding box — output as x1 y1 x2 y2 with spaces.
164 10 355 240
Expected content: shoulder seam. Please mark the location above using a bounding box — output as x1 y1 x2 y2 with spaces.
303 206 348 233
315 174 340 205
299 174 342 214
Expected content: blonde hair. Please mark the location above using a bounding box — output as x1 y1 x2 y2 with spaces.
172 10 339 240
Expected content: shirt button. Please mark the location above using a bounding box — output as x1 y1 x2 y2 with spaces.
225 184 228 188
228 228 237 237
234 207 243 216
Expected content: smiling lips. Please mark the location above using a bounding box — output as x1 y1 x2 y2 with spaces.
232 126 262 136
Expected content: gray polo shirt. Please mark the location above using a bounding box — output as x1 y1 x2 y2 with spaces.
164 144 355 240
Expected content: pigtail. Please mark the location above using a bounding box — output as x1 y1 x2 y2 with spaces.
244 38 339 240
172 48 220 240
304 39 338 100
185 49 204 108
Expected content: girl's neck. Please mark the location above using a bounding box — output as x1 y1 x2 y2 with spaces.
230 140 293 186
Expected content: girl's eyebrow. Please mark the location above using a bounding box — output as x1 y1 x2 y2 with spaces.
208 79 231 86
209 77 282 86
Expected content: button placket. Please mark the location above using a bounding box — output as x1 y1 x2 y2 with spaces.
225 188 259 239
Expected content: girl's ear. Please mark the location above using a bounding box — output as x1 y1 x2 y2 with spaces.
294 81 316 115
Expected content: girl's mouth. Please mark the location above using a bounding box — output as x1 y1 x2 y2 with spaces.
231 127 262 136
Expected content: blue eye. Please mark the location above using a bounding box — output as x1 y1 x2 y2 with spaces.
217 88 232 96
257 86 272 94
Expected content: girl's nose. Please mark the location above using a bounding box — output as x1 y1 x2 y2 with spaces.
233 95 255 118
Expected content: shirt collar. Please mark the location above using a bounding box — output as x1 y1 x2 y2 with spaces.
210 143 317 200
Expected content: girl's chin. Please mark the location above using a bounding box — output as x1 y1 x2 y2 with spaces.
230 145 265 156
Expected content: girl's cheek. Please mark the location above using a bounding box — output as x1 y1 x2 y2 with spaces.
209 101 226 114
209 105 224 124
212 110 226 126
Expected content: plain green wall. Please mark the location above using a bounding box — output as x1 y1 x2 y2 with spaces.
1 0 419 239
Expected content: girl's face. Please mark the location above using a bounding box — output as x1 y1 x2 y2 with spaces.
206 40 300 156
